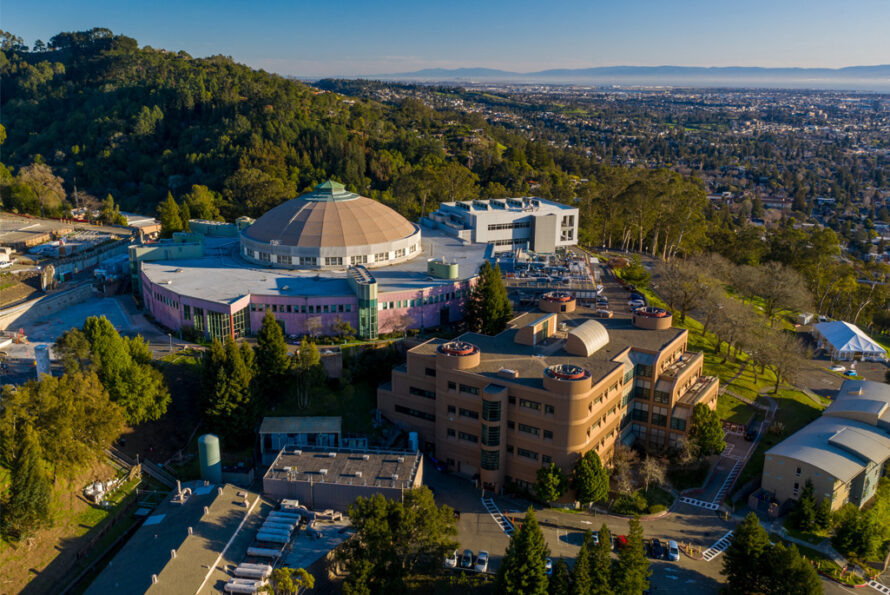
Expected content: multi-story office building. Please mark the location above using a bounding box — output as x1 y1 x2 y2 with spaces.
378 297 719 492
426 197 579 253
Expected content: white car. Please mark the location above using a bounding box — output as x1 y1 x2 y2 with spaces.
829 364 846 372
444 549 459 568
474 551 489 573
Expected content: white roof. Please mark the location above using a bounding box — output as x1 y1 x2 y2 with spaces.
813 321 886 356
565 320 610 357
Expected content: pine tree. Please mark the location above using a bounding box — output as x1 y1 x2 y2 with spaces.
815 497 832 531
574 450 610 507
792 479 817 531
536 462 568 503
570 531 594 595
763 543 821 595
255 310 291 400
465 260 512 335
590 523 614 595
293 338 322 409
722 512 771 595
496 507 550 594
612 517 650 595
2 424 52 540
179 200 191 232
689 403 725 455
157 191 183 238
205 337 255 441
548 558 571 595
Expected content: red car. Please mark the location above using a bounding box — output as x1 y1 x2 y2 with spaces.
613 534 628 550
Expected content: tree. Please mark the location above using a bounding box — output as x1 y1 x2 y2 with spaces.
181 184 222 221
757 261 811 326
2 424 52 540
639 456 666 491
465 260 512 335
573 450 609 507
331 315 357 340
655 259 708 322
689 403 725 455
496 507 550 595
179 200 191 231
722 512 771 595
536 463 568 503
762 543 821 595
255 310 291 398
590 523 614 595
619 255 650 288
548 558 571 595
791 479 816 531
157 191 183 238
54 327 92 374
100 193 127 225
764 330 806 393
610 444 639 495
339 487 458 594
17 162 66 213
570 532 593 595
293 338 323 409
205 337 255 441
265 567 314 595
612 517 650 595
815 497 832 531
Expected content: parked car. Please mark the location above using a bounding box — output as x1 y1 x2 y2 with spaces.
667 540 680 561
744 417 762 442
649 538 665 559
628 299 645 308
629 292 644 301
829 364 846 372
461 549 475 569
594 309 614 318
613 534 628 550
591 531 600 545
545 557 552 576
843 370 858 377
475 551 489 573
444 549 459 568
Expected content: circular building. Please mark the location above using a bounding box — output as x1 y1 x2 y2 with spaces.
240 180 422 269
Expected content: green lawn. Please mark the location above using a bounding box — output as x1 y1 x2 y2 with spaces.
716 393 756 424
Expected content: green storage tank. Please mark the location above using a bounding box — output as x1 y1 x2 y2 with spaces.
198 433 222 484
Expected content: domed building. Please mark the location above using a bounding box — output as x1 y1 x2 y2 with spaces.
240 181 422 269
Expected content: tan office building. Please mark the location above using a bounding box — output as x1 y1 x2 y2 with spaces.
378 301 718 492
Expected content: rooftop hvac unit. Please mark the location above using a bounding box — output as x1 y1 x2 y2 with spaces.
397 456 405 463
391 474 398 481
319 469 328 475
292 449 302 455
282 466 292 472
355 471 362 478
498 368 519 379
362 454 370 461
328 452 337 458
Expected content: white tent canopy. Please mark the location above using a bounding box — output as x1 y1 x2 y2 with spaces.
813 321 887 361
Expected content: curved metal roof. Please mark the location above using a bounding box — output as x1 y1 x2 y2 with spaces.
565 319 610 357
242 181 417 249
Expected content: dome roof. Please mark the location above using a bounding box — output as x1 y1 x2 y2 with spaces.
243 181 417 248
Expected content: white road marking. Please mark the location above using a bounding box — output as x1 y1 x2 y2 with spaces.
868 580 890 594
702 530 734 562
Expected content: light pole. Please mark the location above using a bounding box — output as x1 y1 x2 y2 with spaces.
168 333 172 353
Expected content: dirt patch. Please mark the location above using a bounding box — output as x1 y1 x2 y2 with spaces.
0 460 116 594
0 274 42 309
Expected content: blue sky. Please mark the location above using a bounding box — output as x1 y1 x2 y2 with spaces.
5 0 889 76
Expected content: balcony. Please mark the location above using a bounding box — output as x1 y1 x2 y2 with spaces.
660 351 702 379
678 376 719 406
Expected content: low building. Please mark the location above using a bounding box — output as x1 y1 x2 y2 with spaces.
762 380 890 511
426 197 579 253
263 446 423 511
378 300 718 492
812 320 887 361
86 483 269 595
259 416 342 465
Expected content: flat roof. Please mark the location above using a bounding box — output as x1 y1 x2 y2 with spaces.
86 483 264 595
140 227 486 305
412 306 685 389
264 446 421 490
439 197 576 213
766 416 890 483
259 416 342 435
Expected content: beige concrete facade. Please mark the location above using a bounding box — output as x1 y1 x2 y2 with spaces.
378 307 719 492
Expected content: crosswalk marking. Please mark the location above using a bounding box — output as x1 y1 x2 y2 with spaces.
713 459 744 503
868 580 890 594
481 497 514 536
702 530 734 562
680 496 720 511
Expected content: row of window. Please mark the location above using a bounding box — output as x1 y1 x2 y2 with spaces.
409 386 435 400
487 221 531 231
245 245 417 265
250 303 353 314
394 404 434 422
493 238 530 246
446 428 479 443
379 290 468 311
154 291 179 310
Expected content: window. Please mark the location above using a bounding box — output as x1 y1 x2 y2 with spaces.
447 428 455 437
653 391 670 404
458 431 478 443
670 417 687 431
299 256 317 266
795 467 802 477
631 402 649 422
324 256 343 266
183 304 191 321
518 423 540 437
394 405 435 421
459 408 479 419
621 392 630 407
517 448 538 461
350 254 368 265
409 386 436 400
543 430 553 440
459 384 479 396
259 252 270 262
448 381 456 391
793 482 800 497
425 367 436 377
482 399 501 422
481 449 499 470
508 396 516 405
519 398 541 411
447 405 456 414
375 252 389 262
482 425 500 447
278 255 292 265
635 364 653 378
395 248 406 258
544 404 555 415
300 305 307 313
542 455 552 464
623 368 634 383
651 406 669 427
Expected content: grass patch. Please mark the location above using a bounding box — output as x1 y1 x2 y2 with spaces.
717 393 756 424
641 485 674 508
668 460 711 491
782 522 827 546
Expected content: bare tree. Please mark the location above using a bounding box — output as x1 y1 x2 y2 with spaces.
757 261 811 326
764 330 806 393
640 456 666 491
610 445 639 495
305 316 323 339
655 259 708 322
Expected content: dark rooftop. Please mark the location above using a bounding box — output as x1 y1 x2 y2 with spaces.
264 446 421 490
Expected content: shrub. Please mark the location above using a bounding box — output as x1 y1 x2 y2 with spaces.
612 492 647 515
648 504 667 515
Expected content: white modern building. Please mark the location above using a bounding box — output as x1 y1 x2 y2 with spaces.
426 197 579 253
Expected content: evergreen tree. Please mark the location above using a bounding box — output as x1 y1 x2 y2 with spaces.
293 338 323 409
548 558 571 595
791 479 817 531
689 403 725 455
255 310 291 399
465 260 512 335
157 191 183 238
612 518 650 595
574 450 610 507
536 462 568 503
763 543 821 595
99 193 126 225
815 497 832 531
722 512 771 595
179 200 191 232
267 567 314 595
201 338 227 406
496 507 550 595
590 523 614 595
205 337 255 441
570 531 594 595
2 424 52 540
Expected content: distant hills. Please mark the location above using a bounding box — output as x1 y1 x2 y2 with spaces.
366 65 890 91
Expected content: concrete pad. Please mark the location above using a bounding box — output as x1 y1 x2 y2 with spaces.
281 520 352 570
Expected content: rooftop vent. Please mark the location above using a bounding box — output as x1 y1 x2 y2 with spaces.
438 340 477 356
545 363 590 381
498 368 519 379
319 469 328 475
174 268 183 273
362 454 370 461
391 474 399 481
355 471 362 478
328 452 337 458
397 456 405 463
